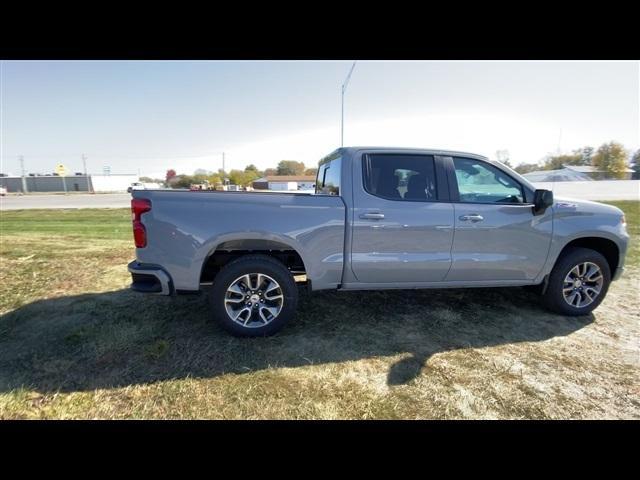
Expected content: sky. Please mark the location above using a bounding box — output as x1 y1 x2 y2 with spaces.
1 60 638 178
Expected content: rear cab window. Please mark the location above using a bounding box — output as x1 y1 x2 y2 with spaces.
363 153 437 201
316 155 342 196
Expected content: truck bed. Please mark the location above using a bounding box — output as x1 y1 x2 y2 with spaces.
132 189 346 292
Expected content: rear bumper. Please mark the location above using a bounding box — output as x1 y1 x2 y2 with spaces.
127 261 173 295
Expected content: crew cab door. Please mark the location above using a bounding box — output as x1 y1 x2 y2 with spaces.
349 152 454 283
443 156 552 282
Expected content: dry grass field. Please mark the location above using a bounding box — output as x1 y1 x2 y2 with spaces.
0 201 638 419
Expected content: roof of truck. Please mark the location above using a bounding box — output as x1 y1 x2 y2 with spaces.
337 146 489 159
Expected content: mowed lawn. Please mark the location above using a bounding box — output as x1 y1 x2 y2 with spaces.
0 202 638 419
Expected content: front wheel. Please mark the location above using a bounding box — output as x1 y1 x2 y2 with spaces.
542 247 611 316
209 254 298 336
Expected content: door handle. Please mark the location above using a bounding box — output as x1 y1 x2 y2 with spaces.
360 212 385 220
459 214 484 222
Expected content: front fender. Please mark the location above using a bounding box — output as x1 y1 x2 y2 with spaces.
538 205 628 281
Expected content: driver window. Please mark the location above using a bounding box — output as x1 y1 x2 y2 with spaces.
453 157 524 203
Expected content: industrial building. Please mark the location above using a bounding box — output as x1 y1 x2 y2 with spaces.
0 174 140 193
523 165 635 183
522 167 593 183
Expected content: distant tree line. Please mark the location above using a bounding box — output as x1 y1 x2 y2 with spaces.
157 141 639 188
511 141 638 180
162 160 319 189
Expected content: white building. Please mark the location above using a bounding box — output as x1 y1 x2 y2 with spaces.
252 175 316 191
90 174 140 192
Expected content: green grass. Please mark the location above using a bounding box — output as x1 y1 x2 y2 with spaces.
610 200 639 266
0 208 131 239
0 202 638 419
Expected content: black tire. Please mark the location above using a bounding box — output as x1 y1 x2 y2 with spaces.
542 247 611 316
209 254 298 337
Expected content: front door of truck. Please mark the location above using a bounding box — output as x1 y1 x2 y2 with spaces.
443 156 553 282
350 153 455 283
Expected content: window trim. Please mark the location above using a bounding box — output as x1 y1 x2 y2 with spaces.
444 156 534 205
361 153 449 203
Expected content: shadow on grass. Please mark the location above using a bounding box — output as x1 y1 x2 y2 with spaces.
0 286 593 393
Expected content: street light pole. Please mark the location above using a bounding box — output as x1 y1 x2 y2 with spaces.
19 155 28 193
341 61 357 147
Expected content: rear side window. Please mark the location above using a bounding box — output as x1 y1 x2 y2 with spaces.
364 154 437 201
316 156 342 195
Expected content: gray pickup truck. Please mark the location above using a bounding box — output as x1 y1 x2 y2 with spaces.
128 147 629 336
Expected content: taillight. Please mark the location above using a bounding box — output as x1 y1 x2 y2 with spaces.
131 198 151 248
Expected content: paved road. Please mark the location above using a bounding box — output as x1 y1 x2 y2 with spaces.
0 193 132 210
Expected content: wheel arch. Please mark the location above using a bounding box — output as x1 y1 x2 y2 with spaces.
553 236 620 275
198 235 308 285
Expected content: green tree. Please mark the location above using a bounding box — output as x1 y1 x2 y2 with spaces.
514 163 540 175
170 175 193 188
264 168 277 177
207 173 223 186
592 141 628 179
304 167 318 176
192 173 209 185
573 146 594 166
228 169 261 186
276 160 305 176
139 176 164 184
631 150 640 179
542 153 583 171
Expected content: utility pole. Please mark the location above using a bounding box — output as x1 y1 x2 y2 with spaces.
82 154 95 193
19 155 28 193
222 152 225 175
341 61 357 147
557 128 563 155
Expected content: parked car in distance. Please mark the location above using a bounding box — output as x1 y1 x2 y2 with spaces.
128 147 629 336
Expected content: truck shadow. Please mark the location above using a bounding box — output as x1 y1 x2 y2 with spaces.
0 286 594 393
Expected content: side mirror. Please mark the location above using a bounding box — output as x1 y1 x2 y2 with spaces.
533 189 554 215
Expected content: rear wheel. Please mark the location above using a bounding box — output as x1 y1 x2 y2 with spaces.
542 247 611 316
209 254 298 336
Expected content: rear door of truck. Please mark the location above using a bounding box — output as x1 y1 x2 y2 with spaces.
349 151 455 283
